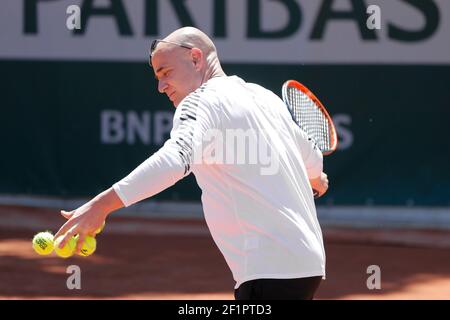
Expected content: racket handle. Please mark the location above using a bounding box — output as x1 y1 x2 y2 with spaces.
313 189 320 199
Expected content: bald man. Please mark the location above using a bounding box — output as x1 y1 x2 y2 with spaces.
55 27 329 300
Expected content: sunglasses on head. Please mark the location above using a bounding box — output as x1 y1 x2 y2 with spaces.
149 39 194 67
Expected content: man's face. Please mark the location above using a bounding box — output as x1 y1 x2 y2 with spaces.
151 45 202 107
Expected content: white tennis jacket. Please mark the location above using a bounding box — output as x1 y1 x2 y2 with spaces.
113 76 326 289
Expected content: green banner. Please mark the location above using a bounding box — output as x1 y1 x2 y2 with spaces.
1 61 449 206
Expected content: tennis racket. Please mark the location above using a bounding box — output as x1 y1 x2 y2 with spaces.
282 80 338 198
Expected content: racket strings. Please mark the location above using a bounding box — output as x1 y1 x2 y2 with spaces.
287 87 331 152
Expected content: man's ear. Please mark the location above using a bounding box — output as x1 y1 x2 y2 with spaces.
191 48 203 70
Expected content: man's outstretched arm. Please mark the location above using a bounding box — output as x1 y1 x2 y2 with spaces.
54 89 219 254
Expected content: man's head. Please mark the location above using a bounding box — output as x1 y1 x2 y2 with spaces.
150 27 225 107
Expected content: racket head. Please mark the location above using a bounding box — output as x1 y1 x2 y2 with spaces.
282 80 338 155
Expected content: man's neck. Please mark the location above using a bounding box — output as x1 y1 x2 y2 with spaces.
203 61 226 84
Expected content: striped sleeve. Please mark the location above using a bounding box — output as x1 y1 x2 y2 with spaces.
113 84 220 207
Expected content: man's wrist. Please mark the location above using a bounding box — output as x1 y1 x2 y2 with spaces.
93 187 124 218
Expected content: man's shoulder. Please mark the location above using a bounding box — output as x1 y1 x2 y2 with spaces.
200 75 272 98
181 75 279 109
176 79 225 115
181 76 231 106
200 75 237 93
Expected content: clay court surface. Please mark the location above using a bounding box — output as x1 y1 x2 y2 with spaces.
1 205 450 300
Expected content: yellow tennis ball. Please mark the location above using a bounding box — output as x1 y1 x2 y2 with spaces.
75 235 96 257
32 231 54 255
95 221 105 235
54 236 76 258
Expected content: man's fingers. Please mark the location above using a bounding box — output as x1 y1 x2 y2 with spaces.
75 233 86 255
54 220 74 240
55 211 76 239
61 210 74 220
56 226 77 248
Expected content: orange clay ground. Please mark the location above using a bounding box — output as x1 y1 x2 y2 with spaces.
1 205 449 300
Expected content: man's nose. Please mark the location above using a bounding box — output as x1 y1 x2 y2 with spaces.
158 80 168 93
